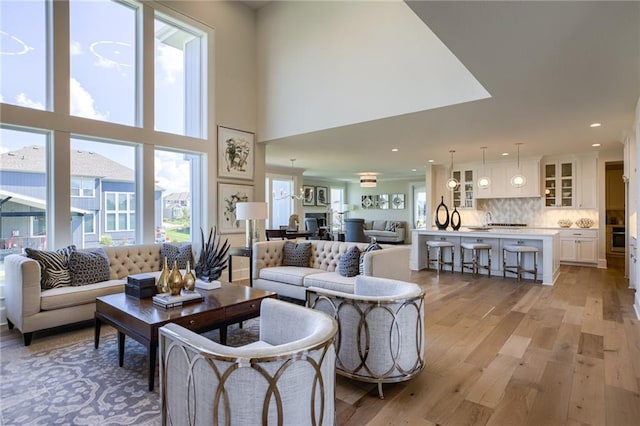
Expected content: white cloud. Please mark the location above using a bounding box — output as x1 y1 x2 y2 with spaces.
70 40 83 56
156 44 182 84
154 152 191 194
15 93 45 110
70 77 108 120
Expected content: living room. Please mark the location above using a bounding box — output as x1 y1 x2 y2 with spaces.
1 0 640 424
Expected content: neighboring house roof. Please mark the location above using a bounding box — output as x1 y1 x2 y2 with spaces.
164 192 190 203
0 189 91 215
0 145 134 181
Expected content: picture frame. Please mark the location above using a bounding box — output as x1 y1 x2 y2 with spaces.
218 126 255 180
218 183 253 233
377 194 389 209
315 186 328 207
303 185 315 206
391 193 405 209
361 195 374 209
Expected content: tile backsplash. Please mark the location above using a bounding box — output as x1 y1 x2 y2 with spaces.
452 198 598 228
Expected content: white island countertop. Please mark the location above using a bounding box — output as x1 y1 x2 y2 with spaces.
411 228 560 285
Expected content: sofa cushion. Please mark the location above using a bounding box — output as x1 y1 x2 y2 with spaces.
282 241 312 267
161 243 192 269
303 272 356 294
338 246 360 277
385 221 398 232
359 242 383 275
69 248 110 286
363 221 373 230
259 266 322 287
40 279 125 310
25 245 76 290
372 220 387 231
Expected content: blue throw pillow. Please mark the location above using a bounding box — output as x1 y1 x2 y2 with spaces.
359 242 382 275
338 246 361 277
282 241 312 267
69 248 111 286
161 243 193 269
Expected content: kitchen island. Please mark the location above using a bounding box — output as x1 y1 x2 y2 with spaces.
411 228 560 285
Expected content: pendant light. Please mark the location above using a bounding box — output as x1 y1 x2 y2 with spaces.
510 143 526 188
477 146 491 189
273 158 305 200
446 150 460 190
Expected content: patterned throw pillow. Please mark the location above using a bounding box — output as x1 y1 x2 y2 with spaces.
25 245 76 290
161 243 193 269
338 246 361 277
359 242 383 275
385 221 398 232
282 241 312 267
69 248 111 286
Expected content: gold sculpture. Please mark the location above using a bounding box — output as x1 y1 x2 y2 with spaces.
183 261 196 292
157 257 170 294
168 260 183 296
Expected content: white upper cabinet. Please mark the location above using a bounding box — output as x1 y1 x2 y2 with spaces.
543 155 598 209
577 156 597 209
475 158 540 199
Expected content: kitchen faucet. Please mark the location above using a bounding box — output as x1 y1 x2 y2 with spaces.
484 211 493 226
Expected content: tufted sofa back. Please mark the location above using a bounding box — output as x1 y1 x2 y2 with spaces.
102 244 163 280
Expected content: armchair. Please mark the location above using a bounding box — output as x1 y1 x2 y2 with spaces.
159 298 338 425
306 275 425 399
304 217 320 240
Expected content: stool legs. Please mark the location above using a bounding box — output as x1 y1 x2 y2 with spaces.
461 247 491 276
427 245 454 275
503 249 538 283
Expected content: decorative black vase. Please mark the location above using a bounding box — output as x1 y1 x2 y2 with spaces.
451 206 461 231
435 196 449 230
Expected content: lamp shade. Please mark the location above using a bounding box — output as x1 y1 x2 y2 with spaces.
360 175 377 188
235 202 268 220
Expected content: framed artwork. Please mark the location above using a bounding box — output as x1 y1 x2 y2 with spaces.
315 186 328 207
361 195 374 209
377 194 389 209
303 186 315 206
391 193 405 209
218 183 253 233
218 126 255 180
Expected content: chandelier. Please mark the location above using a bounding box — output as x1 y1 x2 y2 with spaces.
273 158 305 200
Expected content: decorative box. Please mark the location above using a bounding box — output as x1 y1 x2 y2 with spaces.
125 283 157 298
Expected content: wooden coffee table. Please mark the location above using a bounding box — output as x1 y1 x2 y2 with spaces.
94 283 276 391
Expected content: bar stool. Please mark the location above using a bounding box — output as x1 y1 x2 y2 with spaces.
426 240 455 274
460 242 492 276
503 245 538 282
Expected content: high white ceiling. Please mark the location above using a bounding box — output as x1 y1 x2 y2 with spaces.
260 1 640 182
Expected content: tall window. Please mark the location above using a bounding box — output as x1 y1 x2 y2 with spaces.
0 0 48 110
413 184 427 228
155 149 202 243
84 213 95 234
70 0 139 125
154 15 206 137
330 187 345 230
105 192 135 232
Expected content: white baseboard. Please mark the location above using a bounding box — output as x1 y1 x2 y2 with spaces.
598 258 608 269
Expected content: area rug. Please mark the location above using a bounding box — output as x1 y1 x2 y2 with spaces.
0 320 260 426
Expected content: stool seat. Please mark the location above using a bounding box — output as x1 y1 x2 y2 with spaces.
503 245 538 282
461 242 492 250
427 241 455 248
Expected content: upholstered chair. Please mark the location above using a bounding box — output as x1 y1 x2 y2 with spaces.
306 275 425 399
304 217 321 240
344 218 369 243
159 298 338 425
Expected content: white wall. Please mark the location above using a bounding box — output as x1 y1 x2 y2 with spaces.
256 0 489 141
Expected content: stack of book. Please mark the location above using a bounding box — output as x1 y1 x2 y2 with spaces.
152 291 203 309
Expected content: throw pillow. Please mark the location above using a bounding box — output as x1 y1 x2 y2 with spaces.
161 243 193 269
359 242 382 275
372 220 387 231
25 245 76 290
338 246 360 277
68 248 111 286
385 221 397 232
363 221 373 231
282 241 312 267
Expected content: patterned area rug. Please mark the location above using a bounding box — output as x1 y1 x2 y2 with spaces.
0 320 260 425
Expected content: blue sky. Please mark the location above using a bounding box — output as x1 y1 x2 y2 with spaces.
0 0 191 194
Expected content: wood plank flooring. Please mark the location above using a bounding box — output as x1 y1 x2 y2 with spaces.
1 260 638 425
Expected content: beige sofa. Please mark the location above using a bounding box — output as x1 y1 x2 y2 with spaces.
5 244 166 346
363 220 406 244
252 240 410 301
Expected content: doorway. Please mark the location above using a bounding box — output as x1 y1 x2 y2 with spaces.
605 161 626 270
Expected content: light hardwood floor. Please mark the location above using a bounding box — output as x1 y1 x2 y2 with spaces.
1 261 638 425
336 261 640 426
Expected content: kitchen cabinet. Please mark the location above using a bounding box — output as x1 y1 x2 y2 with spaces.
475 158 540 199
544 160 575 207
559 229 597 264
577 156 597 208
630 236 637 289
452 168 474 208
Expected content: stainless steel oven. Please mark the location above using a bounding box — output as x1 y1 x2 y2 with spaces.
611 227 626 253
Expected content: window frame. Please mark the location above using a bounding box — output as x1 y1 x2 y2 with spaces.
105 191 136 232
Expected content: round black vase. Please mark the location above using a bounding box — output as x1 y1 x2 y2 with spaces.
435 196 449 230
451 206 461 231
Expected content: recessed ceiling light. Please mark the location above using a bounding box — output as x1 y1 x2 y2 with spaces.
411 168 417 172
590 123 601 128
391 148 399 152
428 159 434 163
501 152 509 156
592 143 601 147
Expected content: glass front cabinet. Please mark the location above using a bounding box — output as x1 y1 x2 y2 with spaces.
452 169 474 208
544 161 574 207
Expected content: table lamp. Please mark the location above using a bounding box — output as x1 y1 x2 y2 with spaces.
235 202 268 248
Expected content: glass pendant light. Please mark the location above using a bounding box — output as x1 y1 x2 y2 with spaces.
510 143 526 188
477 146 491 189
446 150 459 190
273 158 305 200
